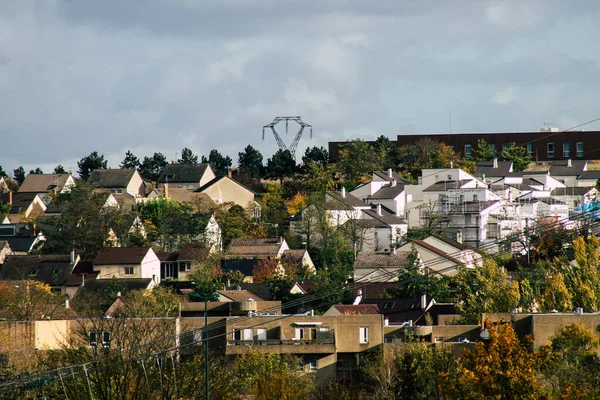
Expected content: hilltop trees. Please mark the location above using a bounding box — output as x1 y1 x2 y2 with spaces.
78 151 108 179
202 149 232 177
178 147 198 164
53 165 66 174
120 150 140 170
13 166 25 185
238 145 264 180
266 149 296 183
140 152 167 182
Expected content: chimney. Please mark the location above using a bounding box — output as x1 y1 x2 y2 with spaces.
341 187 346 198
387 168 393 178
493 158 498 168
70 250 75 265
482 174 486 183
420 294 427 309
237 285 241 291
65 299 70 309
391 179 397 187
450 161 453 168
164 183 169 199
8 191 12 204
117 291 122 298
377 204 382 216
567 159 572 168
227 170 232 178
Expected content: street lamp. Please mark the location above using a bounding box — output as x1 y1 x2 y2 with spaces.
189 291 219 400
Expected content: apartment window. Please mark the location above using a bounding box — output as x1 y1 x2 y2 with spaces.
124 266 135 275
179 262 192 272
547 143 555 158
233 329 242 341
464 144 472 158
89 332 97 347
502 143 510 152
116 189 123 195
527 143 534 157
102 331 111 346
308 357 318 372
384 337 394 344
473 194 478 202
295 327 316 340
359 327 369 344
577 142 584 157
563 142 570 157
447 174 452 180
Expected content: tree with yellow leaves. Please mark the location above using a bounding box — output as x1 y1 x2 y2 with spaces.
0 280 64 320
440 322 547 400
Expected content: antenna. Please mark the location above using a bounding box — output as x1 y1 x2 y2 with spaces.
262 116 313 159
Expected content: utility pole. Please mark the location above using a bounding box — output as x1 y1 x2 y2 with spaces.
191 292 219 399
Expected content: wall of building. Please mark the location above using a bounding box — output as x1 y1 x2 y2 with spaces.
201 178 253 208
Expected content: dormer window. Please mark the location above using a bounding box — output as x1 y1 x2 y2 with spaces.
52 269 59 274
28 269 37 276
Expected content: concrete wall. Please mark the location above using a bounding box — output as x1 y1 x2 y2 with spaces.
34 320 70 350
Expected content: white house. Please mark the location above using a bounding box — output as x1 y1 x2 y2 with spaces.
93 247 161 285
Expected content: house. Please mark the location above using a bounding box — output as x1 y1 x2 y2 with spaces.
0 253 80 293
548 159 588 186
353 251 411 282
290 279 318 295
62 261 99 299
216 289 265 302
577 170 600 187
420 235 482 268
0 223 45 255
18 173 75 195
551 187 597 213
159 242 213 281
222 238 290 282
158 163 216 190
397 237 471 276
147 188 215 210
350 169 409 217
195 176 256 210
474 159 514 182
0 192 47 223
70 278 156 315
93 247 161 285
0 240 13 264
281 249 316 275
89 169 145 197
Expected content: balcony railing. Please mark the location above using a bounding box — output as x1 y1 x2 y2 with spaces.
228 338 335 346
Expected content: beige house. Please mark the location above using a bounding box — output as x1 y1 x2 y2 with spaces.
0 240 13 264
195 176 255 209
158 163 216 190
93 247 161 285
90 169 145 197
0 192 47 223
18 173 75 195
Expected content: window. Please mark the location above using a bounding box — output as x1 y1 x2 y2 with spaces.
116 189 122 195
447 174 452 180
381 302 395 310
89 332 97 347
124 267 134 275
233 329 242 341
464 144 472 158
359 327 369 344
295 327 316 340
257 328 267 341
179 262 192 272
473 194 478 202
308 357 318 372
577 142 584 157
384 337 394 344
547 143 555 158
193 329 203 345
563 142 570 157
102 332 111 346
503 143 510 152
527 143 534 157
28 269 37 276
243 328 253 341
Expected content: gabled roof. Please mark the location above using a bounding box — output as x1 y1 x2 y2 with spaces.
361 205 407 226
551 187 596 196
475 160 513 177
196 176 255 195
158 163 211 184
93 247 152 265
549 160 587 176
372 170 411 184
366 183 405 200
1 192 44 214
325 191 368 209
429 234 470 250
329 304 380 315
89 169 137 188
354 251 411 267
578 170 600 180
0 254 77 286
177 243 211 262
18 174 72 193
282 249 307 264
423 180 473 192
293 279 318 293
225 238 284 257
221 258 258 276
216 289 265 302
163 188 215 206
412 240 461 264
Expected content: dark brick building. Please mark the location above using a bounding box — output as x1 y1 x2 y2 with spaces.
329 130 600 162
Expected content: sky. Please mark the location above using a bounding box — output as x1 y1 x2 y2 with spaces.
1 0 600 176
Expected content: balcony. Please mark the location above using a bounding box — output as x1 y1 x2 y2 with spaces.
226 335 336 355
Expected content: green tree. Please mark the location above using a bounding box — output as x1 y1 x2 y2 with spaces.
543 268 573 312
266 149 297 183
140 152 167 182
178 147 198 164
77 151 108 179
301 162 337 193
0 280 64 320
374 135 397 170
13 166 25 185
454 258 521 324
120 150 140 170
337 139 380 183
301 146 329 167
53 165 66 174
0 165 7 178
29 167 43 175
238 145 264 180
471 138 496 162
500 142 531 172
202 149 232 177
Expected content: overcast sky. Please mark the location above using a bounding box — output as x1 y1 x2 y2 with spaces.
1 0 600 176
